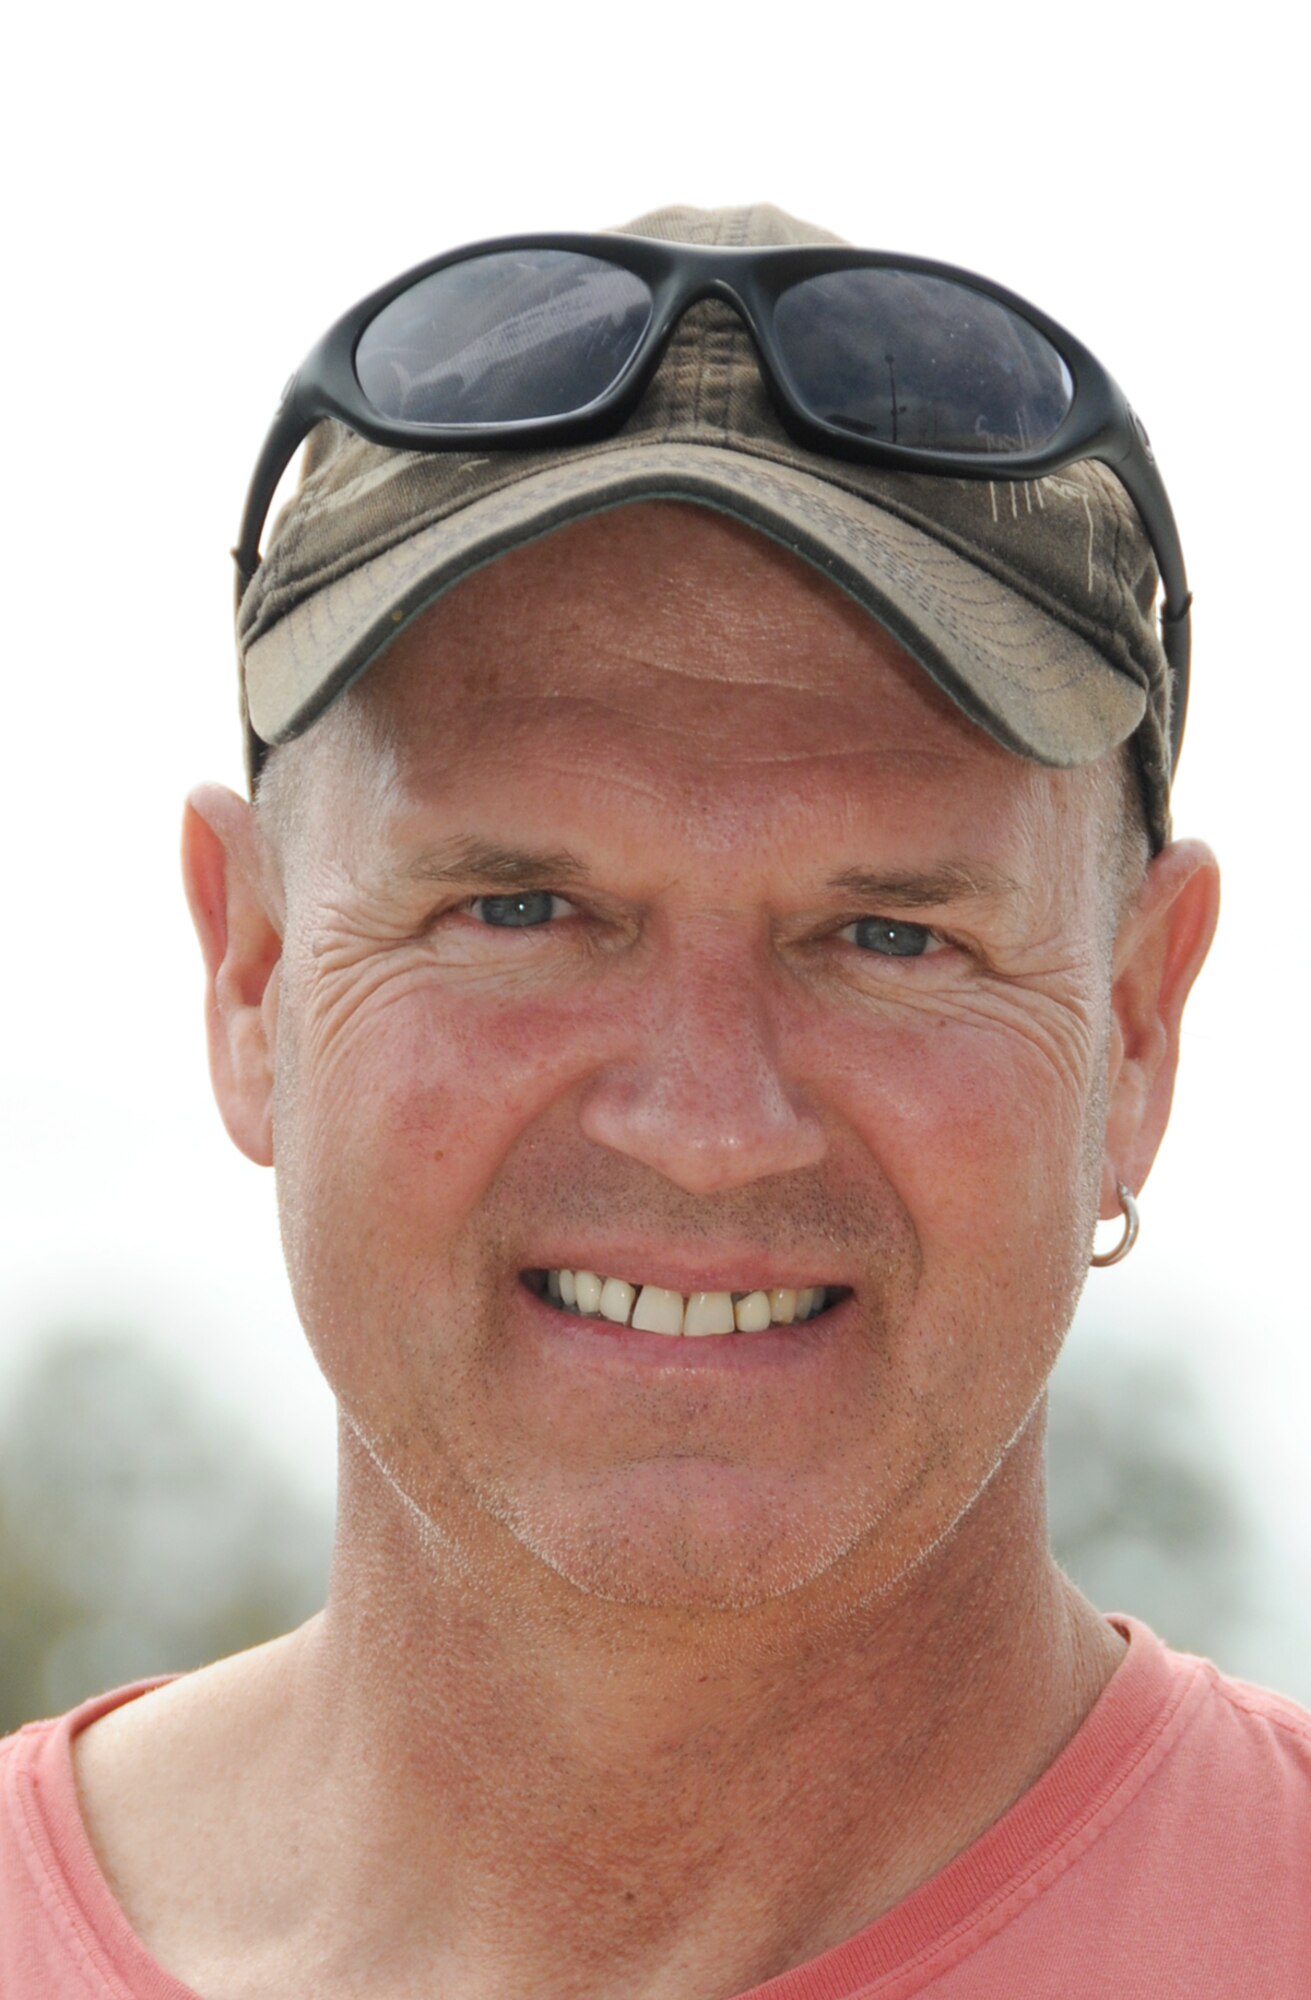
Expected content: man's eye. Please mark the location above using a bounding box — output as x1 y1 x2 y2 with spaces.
466 891 574 929
841 916 940 958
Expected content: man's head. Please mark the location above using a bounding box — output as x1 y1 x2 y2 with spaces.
188 204 1217 1624
185 498 1216 1619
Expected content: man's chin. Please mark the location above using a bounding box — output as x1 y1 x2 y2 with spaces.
484 1460 888 1612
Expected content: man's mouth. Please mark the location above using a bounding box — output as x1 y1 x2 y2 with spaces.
522 1268 853 1336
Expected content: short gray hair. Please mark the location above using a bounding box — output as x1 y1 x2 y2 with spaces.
253 676 399 884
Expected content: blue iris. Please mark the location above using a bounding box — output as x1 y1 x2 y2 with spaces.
852 918 930 957
472 892 558 927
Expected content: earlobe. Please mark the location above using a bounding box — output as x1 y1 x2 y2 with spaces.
181 784 282 1168
1099 838 1221 1215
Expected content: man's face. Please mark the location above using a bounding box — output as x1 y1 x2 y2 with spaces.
264 503 1118 1612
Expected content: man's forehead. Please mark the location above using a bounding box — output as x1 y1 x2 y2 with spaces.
281 504 1113 905
365 503 1014 769
370 735 1074 931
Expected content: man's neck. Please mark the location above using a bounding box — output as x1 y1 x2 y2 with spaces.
244 1419 1124 2000
74 1414 1125 2000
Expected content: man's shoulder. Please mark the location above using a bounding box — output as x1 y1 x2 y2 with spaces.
1200 1657 1311 1743
1 1675 187 2000
0 1670 187 1815
1181 1646 1311 1806
1098 1625 1311 1913
1123 1621 1311 1799
1 1639 303 2000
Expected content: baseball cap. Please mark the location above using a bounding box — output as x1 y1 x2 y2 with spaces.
236 202 1174 847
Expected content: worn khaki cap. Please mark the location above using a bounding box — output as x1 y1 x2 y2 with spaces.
237 202 1173 846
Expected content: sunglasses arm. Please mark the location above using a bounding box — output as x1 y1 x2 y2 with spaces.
1159 599 1191 771
1101 437 1191 772
233 394 311 608
233 396 312 798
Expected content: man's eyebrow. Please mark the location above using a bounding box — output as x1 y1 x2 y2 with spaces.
401 837 594 889
400 841 1019 906
824 862 1021 907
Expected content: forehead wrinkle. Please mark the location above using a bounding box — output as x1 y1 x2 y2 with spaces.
385 752 675 844
393 677 989 778
410 675 881 735
374 580 1005 786
383 724 1019 883
389 604 936 716
393 743 982 855
556 645 865 700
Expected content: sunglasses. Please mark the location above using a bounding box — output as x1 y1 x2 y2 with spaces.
237 233 1190 765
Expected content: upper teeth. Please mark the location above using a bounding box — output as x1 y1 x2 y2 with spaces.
544 1269 829 1335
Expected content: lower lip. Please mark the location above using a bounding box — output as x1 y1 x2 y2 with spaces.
515 1274 855 1373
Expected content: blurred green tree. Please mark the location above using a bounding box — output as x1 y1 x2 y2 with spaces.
0 1328 331 1734
1046 1321 1256 1663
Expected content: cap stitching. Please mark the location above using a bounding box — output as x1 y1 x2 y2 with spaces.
706 310 742 439
726 317 751 444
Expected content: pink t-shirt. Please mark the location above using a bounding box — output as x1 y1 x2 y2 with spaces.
2 1612 1309 1998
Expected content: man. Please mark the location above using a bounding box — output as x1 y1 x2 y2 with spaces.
2 205 1307 1997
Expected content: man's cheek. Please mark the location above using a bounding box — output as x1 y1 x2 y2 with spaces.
843 1016 1093 1255
281 991 559 1230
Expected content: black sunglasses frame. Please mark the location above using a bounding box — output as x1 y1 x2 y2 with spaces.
237 233 1191 768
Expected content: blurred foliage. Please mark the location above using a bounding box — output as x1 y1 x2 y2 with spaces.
1045 1324 1257 1662
0 1317 1264 1738
0 1329 331 1736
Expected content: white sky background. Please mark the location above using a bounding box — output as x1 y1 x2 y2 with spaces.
2 6 1306 1689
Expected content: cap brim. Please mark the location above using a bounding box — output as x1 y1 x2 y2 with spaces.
243 442 1146 766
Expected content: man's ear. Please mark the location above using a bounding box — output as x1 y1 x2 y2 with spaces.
181 783 283 1167
1100 838 1221 1215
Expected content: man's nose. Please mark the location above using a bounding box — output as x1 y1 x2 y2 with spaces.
576 932 827 1195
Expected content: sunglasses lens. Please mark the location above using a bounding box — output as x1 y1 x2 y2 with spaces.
354 249 653 427
774 268 1073 453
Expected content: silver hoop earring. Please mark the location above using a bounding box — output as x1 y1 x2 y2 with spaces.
1091 1183 1140 1267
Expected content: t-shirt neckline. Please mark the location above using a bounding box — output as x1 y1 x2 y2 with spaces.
13 1611 1209 2000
